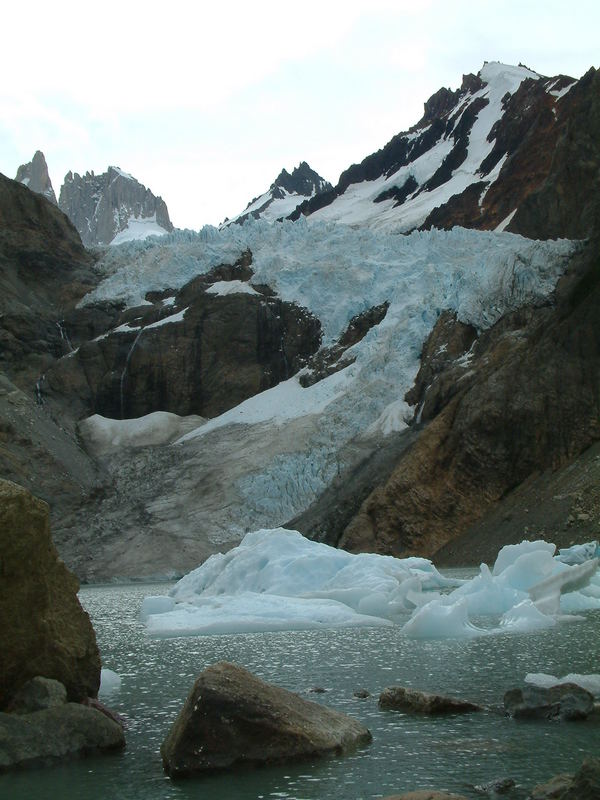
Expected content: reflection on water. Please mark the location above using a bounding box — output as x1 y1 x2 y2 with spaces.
1 578 598 800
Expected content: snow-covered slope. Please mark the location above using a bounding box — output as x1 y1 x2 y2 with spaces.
225 161 331 226
292 62 577 233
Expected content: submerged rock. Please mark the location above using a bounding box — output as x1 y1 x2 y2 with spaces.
0 480 101 708
530 758 600 799
378 686 481 714
382 792 468 800
161 661 372 778
0 701 125 771
503 683 595 720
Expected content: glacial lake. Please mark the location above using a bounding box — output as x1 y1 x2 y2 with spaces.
2 576 599 800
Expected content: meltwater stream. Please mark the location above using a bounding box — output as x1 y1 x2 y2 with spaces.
2 578 599 800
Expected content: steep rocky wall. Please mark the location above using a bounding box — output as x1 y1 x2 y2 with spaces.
338 243 600 558
0 480 101 708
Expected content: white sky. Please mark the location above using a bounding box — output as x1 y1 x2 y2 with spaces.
1 0 599 230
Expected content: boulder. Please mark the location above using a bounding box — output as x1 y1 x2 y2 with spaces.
0 480 101 708
161 661 372 778
0 702 124 770
530 758 600 799
378 686 481 714
9 677 67 714
503 683 595 720
530 774 574 800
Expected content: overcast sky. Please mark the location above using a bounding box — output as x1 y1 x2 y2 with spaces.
1 1 599 229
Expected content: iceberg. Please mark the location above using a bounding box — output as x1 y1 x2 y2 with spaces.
141 533 599 640
143 528 459 637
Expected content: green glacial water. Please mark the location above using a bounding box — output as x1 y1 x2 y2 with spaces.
1 577 598 800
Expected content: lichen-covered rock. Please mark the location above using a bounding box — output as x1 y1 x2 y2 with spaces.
503 683 595 721
161 661 372 778
0 480 101 708
378 686 481 714
0 702 124 770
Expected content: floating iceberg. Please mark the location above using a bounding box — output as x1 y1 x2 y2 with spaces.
141 533 599 640
142 528 459 637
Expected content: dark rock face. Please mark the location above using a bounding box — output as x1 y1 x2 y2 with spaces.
338 243 600 559
0 480 101 708
59 166 173 247
161 662 372 778
503 684 595 720
0 700 125 771
44 264 321 420
511 67 600 239
300 301 389 388
15 151 57 205
378 687 480 714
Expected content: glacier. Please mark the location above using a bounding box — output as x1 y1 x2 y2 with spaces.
77 221 578 561
141 533 600 639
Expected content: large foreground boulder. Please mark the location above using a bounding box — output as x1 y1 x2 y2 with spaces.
504 683 595 721
161 662 372 778
379 686 481 714
0 480 101 708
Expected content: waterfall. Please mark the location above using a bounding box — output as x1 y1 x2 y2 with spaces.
119 329 144 419
279 335 290 379
35 374 45 405
56 320 74 352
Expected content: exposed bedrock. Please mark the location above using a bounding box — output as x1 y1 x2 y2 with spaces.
336 242 600 559
0 480 101 709
44 270 322 420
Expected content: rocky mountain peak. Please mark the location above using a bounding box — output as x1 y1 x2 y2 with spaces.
58 166 173 248
15 150 57 205
272 162 332 198
224 161 332 226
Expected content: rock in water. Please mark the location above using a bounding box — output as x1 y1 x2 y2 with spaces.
0 480 101 708
503 683 594 720
161 662 372 778
0 702 125 770
382 792 468 800
531 758 600 800
378 686 481 714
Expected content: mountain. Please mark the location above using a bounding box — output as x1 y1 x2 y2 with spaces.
15 150 57 205
1 60 599 582
58 166 174 247
290 62 598 239
224 161 332 226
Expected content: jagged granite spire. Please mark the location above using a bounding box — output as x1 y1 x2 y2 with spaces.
15 151 57 205
59 166 173 248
